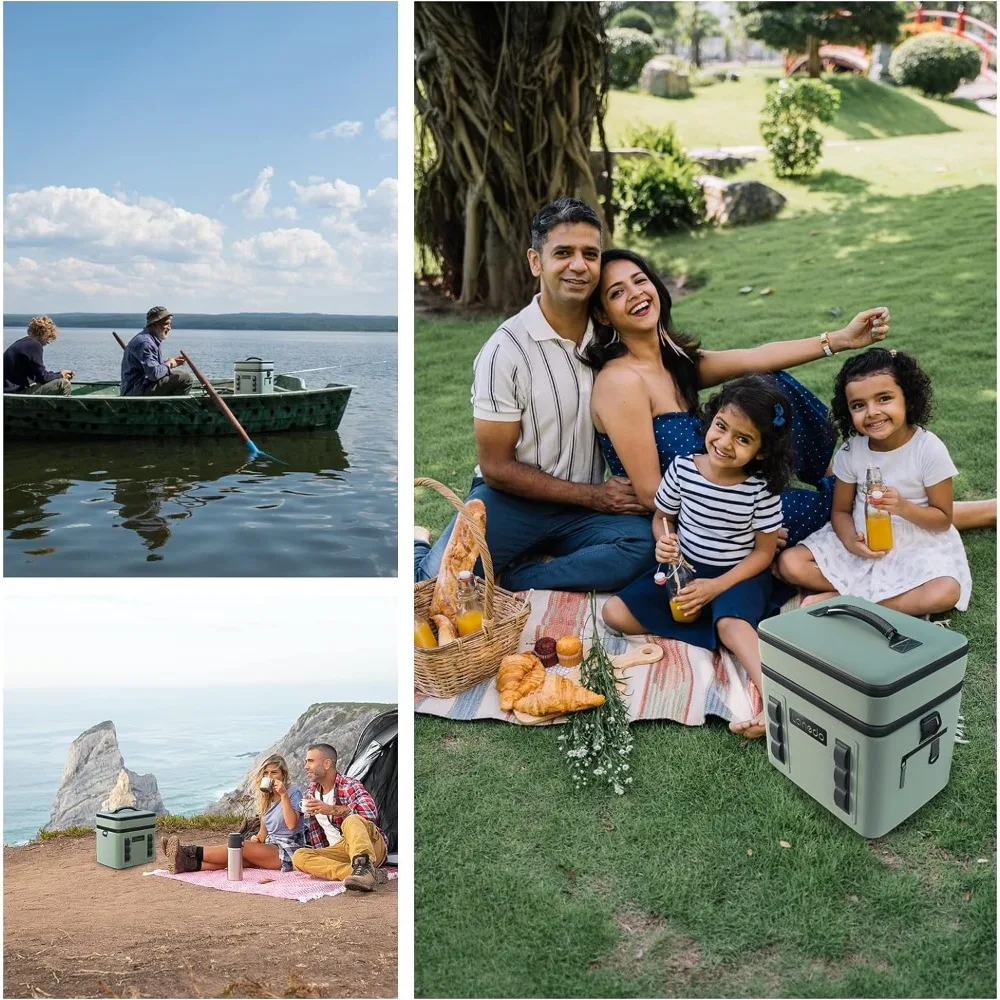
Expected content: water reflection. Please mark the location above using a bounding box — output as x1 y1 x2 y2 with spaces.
4 432 350 563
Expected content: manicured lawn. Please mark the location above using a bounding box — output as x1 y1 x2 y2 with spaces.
604 65 996 148
415 82 996 999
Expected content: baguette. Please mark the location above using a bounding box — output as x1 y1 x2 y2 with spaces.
429 499 487 621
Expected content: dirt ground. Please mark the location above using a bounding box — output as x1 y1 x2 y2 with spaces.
3 831 397 999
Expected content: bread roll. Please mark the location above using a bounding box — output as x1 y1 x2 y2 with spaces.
432 615 458 647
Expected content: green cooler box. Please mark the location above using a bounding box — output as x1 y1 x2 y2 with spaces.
758 597 968 838
95 806 157 869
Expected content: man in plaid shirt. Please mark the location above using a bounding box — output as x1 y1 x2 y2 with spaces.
291 743 388 892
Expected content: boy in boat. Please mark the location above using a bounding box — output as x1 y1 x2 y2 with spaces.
3 316 73 395
120 306 195 396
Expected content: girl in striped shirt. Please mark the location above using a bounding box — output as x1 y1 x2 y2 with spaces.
603 376 795 738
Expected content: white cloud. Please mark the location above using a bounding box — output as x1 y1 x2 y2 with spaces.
231 227 338 269
4 186 224 258
230 166 274 219
375 107 398 141
3 182 395 312
289 177 363 212
310 120 364 140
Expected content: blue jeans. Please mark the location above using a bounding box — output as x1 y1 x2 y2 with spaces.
414 478 656 592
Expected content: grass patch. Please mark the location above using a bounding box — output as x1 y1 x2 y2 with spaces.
32 813 247 843
604 66 995 149
415 116 996 997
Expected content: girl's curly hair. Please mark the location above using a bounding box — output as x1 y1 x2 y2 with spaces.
700 375 796 494
830 348 933 441
581 248 702 413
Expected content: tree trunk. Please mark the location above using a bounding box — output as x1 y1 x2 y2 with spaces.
415 2 610 313
807 35 822 77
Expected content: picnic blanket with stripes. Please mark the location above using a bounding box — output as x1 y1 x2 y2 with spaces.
415 590 800 726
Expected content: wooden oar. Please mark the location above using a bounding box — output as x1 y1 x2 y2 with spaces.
179 351 281 463
112 331 127 350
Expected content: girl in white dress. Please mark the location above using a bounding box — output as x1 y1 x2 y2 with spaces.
777 348 971 615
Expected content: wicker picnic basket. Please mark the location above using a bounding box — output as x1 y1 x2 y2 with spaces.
414 477 531 699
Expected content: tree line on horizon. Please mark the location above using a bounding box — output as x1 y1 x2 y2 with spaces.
3 312 398 332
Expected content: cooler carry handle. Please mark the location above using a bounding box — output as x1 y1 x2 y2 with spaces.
808 604 922 653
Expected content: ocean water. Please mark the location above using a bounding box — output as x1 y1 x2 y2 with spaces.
3 326 397 576
3 684 321 845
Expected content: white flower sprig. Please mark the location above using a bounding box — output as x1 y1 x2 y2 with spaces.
558 593 634 795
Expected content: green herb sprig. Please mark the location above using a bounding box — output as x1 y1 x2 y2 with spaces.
558 592 634 794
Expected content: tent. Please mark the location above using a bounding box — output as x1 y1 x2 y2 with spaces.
346 708 398 864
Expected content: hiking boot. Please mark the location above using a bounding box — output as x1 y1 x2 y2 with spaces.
343 853 378 892
163 834 200 874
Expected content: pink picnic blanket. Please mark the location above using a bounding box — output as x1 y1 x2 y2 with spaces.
415 590 801 726
146 866 397 902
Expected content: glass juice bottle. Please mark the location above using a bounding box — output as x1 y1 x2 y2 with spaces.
455 570 484 636
667 562 701 623
865 465 893 552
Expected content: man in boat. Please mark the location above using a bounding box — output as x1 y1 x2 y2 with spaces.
120 306 195 396
412 196 655 593
291 743 388 893
3 315 74 395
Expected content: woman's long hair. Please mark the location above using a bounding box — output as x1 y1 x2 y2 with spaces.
581 248 702 413
252 753 292 819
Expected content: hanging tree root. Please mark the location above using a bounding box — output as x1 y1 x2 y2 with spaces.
415 1 612 312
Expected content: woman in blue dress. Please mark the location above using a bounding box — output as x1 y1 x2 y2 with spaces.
585 249 993 554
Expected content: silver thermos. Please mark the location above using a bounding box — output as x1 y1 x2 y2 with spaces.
227 832 243 881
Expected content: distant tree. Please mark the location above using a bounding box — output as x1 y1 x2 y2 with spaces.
682 2 723 67
737 2 907 76
602 1 679 31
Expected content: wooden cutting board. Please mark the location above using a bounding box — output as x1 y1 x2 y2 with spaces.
511 643 663 726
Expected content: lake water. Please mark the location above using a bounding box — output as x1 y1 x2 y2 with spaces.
3 327 397 575
3 684 319 845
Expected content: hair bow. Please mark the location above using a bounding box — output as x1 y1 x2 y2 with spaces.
773 403 786 427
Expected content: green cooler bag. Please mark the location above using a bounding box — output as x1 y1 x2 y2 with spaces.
95 806 157 869
758 596 968 838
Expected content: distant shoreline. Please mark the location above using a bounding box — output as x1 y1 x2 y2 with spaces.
4 312 398 333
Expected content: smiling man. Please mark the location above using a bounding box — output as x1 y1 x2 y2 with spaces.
414 196 655 592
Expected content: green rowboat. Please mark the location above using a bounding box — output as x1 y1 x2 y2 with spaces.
4 376 353 439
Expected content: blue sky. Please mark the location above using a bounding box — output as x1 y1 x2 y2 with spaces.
3 1 398 313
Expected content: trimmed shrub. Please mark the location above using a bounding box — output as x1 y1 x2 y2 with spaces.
760 77 841 178
610 6 656 35
889 32 983 97
607 27 657 89
613 125 704 235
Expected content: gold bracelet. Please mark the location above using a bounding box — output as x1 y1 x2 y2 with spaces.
819 331 834 357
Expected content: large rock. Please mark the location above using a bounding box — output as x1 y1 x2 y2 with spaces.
46 721 165 830
640 58 691 98
698 175 786 226
207 702 394 814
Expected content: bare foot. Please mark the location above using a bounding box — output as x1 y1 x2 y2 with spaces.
730 710 765 740
414 525 431 544
801 591 838 608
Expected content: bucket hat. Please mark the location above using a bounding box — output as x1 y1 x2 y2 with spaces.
145 306 173 327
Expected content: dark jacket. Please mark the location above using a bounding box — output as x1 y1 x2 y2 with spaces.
3 336 60 393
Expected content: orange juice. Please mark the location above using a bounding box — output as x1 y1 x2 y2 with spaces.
670 596 701 623
456 609 484 636
866 513 893 552
414 618 436 648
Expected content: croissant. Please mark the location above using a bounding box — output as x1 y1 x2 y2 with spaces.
432 614 457 647
429 500 487 621
497 653 545 711
514 671 605 716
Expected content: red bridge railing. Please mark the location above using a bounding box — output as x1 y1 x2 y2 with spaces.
909 5 997 72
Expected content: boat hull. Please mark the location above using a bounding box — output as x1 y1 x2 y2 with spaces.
3 382 353 439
